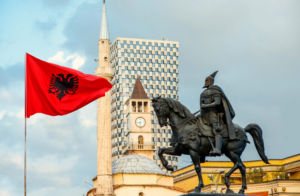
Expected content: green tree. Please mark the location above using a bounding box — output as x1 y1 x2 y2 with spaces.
253 167 267 182
246 168 254 183
208 170 226 184
247 167 267 183
271 166 288 180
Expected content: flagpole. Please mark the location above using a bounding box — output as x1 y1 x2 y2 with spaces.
24 53 27 196
24 117 27 196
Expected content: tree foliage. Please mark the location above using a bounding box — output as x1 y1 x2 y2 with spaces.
246 167 267 183
271 166 288 180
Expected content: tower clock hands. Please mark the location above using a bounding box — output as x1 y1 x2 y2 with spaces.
136 118 145 127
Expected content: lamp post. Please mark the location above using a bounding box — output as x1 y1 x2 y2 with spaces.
220 187 226 193
208 170 225 193
84 179 94 187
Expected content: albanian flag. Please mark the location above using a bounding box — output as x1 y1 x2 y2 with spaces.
25 53 112 118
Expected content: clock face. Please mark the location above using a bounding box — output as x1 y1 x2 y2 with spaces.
136 117 146 128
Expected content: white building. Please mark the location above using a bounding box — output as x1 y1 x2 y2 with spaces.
109 37 180 171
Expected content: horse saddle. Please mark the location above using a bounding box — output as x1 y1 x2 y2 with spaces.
196 115 238 138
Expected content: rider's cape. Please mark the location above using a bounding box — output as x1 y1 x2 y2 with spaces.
206 85 236 140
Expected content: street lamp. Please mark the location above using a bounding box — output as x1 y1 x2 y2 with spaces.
84 179 94 187
221 187 226 193
208 170 225 193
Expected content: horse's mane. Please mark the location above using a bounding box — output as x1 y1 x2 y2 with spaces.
162 98 193 118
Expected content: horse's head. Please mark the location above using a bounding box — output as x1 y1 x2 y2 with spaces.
152 96 169 127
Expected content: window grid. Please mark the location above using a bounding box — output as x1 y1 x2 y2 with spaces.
110 38 179 171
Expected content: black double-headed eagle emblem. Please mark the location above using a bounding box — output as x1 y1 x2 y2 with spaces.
48 74 79 101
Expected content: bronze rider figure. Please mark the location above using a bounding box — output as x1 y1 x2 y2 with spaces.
200 71 236 156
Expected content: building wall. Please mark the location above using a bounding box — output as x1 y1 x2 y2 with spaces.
173 154 300 193
114 186 185 196
200 180 300 195
110 37 179 171
113 173 174 187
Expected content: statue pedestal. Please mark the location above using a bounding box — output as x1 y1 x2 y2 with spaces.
181 193 251 196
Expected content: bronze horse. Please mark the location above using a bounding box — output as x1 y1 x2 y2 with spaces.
152 97 269 194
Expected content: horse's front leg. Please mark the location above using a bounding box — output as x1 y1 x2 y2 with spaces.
158 147 181 171
189 150 204 193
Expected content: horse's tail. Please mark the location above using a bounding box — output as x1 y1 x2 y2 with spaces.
245 123 270 164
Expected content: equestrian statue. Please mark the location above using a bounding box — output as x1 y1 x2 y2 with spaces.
152 71 269 194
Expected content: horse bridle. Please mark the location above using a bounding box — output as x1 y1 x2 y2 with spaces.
167 109 201 130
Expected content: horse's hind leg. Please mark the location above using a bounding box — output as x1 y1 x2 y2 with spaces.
158 147 181 171
224 152 240 193
189 150 204 193
238 160 247 194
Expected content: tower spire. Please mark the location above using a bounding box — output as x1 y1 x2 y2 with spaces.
99 0 109 39
131 78 148 99
95 1 114 196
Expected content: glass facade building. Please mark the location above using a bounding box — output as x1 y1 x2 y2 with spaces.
110 38 179 171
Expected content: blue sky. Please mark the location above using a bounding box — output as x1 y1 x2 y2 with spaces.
1 0 300 196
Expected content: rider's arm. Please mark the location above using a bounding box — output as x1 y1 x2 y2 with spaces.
201 95 221 109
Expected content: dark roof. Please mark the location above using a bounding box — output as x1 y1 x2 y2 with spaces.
131 78 148 99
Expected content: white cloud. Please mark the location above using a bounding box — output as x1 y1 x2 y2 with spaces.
0 190 12 196
48 51 86 70
78 101 97 128
71 55 86 70
0 111 6 120
16 109 24 119
48 51 65 64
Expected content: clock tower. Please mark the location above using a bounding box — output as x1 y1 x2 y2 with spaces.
122 78 155 160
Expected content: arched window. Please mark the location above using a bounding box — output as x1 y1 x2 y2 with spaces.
138 135 144 149
104 57 108 61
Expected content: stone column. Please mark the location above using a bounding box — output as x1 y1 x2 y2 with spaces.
95 38 114 196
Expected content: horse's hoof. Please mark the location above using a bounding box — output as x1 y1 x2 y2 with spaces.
238 190 245 195
193 186 201 193
226 189 235 194
225 180 231 188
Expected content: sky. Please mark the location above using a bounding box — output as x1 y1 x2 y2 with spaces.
0 0 300 195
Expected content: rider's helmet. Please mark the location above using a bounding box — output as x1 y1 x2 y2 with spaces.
203 70 218 88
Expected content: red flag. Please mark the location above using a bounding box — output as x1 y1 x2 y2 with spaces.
25 53 112 118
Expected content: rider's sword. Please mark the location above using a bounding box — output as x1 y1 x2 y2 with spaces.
208 113 222 151
207 137 215 149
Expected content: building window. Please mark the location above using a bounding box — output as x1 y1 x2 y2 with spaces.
138 135 144 149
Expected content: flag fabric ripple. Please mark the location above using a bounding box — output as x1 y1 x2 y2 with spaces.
25 53 112 118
